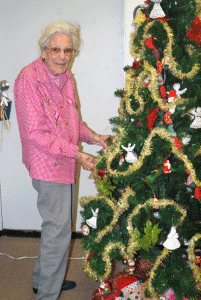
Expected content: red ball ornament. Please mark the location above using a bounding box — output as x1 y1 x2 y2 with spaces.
195 187 201 199
137 121 141 127
98 169 108 180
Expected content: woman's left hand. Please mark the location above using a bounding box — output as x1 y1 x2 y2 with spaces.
89 134 109 150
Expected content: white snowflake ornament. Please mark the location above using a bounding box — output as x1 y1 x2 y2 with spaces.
121 143 138 164
86 208 99 229
163 226 181 250
149 0 166 19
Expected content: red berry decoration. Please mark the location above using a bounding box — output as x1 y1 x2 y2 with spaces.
173 136 182 150
156 61 163 73
195 187 201 199
98 169 108 180
160 85 167 98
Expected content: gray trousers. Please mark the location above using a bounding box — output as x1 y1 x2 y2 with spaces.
32 179 76 300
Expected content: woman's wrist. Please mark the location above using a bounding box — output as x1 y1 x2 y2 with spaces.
76 151 82 161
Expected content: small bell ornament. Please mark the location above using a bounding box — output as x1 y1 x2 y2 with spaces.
86 208 99 229
163 226 181 250
190 107 201 129
121 143 138 164
149 0 166 19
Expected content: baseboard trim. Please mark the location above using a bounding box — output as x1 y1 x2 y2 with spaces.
0 229 83 239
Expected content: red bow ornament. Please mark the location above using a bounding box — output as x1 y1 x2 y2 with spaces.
131 60 143 70
186 15 201 46
146 107 159 131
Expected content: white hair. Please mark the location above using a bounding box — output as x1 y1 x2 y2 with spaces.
38 21 81 51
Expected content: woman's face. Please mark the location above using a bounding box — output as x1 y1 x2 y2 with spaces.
41 33 73 76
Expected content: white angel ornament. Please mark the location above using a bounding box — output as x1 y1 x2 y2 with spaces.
121 143 138 164
163 226 181 250
190 107 201 129
86 208 99 229
149 0 166 19
167 83 187 114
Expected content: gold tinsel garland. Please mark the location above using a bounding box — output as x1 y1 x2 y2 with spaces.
129 19 200 80
124 60 187 118
81 4 201 293
196 0 201 19
102 127 201 189
188 233 201 290
80 188 134 244
80 191 188 297
126 198 187 259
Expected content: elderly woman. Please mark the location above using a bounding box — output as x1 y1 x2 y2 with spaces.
14 21 108 300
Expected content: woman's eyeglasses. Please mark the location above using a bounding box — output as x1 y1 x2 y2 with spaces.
47 47 76 56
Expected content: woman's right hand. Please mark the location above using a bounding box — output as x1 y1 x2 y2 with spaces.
76 152 96 171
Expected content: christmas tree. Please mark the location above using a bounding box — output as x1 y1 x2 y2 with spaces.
80 0 201 299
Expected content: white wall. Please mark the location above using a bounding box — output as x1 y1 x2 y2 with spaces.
0 0 124 231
